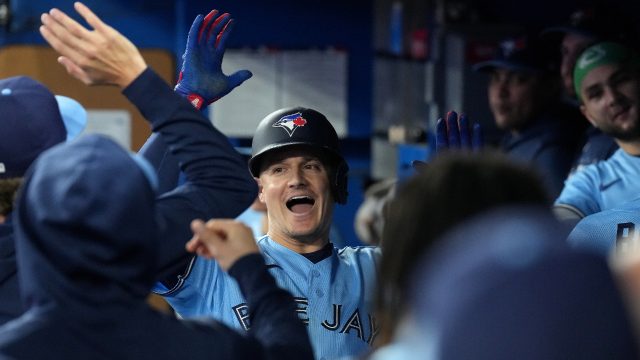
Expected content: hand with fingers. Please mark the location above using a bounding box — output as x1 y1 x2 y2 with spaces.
175 10 252 110
39 2 146 88
186 219 259 272
435 110 483 153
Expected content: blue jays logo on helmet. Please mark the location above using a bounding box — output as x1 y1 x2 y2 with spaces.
272 112 307 137
499 37 526 58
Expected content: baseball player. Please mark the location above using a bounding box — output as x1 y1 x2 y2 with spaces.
128 10 381 359
472 34 584 198
541 5 635 171
554 42 640 221
155 107 380 360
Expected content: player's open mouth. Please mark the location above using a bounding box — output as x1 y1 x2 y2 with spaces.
286 196 315 214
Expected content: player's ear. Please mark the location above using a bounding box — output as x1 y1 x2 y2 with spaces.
256 177 266 204
580 104 598 128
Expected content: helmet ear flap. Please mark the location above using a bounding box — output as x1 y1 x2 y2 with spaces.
333 160 349 205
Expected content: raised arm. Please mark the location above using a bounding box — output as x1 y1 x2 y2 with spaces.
40 2 258 279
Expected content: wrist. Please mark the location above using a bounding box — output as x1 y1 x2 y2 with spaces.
186 94 205 110
174 83 206 110
117 62 147 89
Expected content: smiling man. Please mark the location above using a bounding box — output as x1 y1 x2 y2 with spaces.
474 34 584 198
554 42 640 221
159 107 381 360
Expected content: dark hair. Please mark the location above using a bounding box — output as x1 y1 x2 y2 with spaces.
374 150 550 346
0 178 23 216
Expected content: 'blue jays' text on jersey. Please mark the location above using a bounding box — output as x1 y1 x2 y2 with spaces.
154 236 381 360
555 149 640 217
567 197 640 256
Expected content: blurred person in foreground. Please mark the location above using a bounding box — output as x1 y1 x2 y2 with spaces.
373 150 552 347
372 206 638 359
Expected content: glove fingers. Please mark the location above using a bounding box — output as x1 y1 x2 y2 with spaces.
186 14 204 54
215 19 234 50
435 117 448 153
458 113 471 148
472 122 484 151
446 111 460 148
207 13 231 44
199 10 219 42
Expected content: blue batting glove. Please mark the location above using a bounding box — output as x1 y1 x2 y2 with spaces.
175 10 252 110
435 111 483 153
471 122 483 150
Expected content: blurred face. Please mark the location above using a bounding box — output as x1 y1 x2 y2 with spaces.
257 147 334 248
488 69 542 131
580 64 640 141
560 33 597 98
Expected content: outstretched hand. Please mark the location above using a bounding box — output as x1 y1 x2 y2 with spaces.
435 111 483 153
175 10 253 109
39 2 147 88
186 219 259 272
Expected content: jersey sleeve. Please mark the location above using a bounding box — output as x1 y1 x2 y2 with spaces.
554 166 602 217
138 133 181 194
122 68 258 281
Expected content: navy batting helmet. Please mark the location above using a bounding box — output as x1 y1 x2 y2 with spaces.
249 107 349 204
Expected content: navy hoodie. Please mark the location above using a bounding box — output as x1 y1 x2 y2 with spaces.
0 135 311 359
0 68 258 325
0 220 18 325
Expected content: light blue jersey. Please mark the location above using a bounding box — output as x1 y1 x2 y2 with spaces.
235 207 266 240
555 149 640 217
155 236 381 360
567 197 640 256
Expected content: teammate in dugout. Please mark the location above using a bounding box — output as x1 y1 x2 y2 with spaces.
541 5 632 171
553 42 640 222
0 77 87 326
0 3 313 359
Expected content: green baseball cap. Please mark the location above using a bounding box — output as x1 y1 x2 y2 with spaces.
573 42 639 102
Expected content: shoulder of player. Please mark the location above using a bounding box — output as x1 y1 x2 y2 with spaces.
563 157 611 187
336 245 381 260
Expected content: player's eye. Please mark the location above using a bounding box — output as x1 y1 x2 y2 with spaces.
304 162 322 171
585 87 602 101
270 166 285 174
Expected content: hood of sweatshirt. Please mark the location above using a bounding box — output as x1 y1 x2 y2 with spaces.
14 135 157 315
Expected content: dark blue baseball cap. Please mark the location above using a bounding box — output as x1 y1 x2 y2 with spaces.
473 35 554 74
541 5 632 42
0 77 68 179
